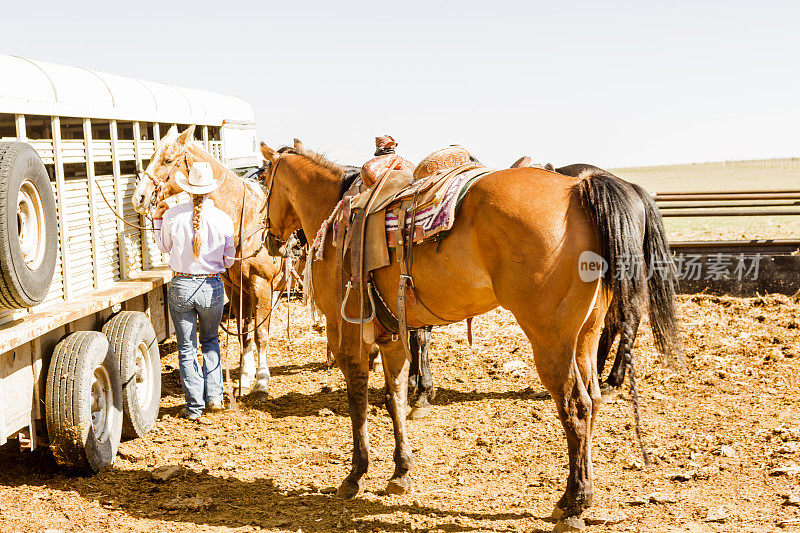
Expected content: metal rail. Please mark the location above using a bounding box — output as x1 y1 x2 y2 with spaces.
661 208 800 217
653 189 800 218
669 239 800 255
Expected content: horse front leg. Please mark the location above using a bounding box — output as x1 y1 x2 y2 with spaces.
232 287 257 397
377 339 414 494
249 276 273 395
334 320 371 499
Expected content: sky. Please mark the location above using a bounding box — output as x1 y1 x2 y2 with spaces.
1 0 798 169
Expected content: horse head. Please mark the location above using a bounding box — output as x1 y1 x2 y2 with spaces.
259 141 305 255
132 125 202 214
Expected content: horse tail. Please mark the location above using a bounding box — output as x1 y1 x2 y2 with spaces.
574 171 681 365
629 183 682 365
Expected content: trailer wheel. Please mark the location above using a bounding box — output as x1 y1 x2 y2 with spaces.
0 142 58 309
45 331 122 473
103 311 161 439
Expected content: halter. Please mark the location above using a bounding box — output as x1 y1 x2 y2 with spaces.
138 147 192 210
262 152 287 251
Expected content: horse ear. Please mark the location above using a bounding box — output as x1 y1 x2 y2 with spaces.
260 141 278 162
293 138 303 150
177 125 195 146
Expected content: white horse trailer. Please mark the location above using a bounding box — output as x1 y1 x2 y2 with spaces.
0 54 258 472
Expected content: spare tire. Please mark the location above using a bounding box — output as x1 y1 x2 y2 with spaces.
0 142 58 308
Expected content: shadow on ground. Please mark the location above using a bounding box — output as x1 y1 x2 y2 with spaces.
0 448 542 532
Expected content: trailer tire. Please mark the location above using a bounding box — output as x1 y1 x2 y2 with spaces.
0 141 58 309
103 311 161 439
45 331 123 473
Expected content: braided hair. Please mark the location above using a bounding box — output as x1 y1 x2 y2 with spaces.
192 194 205 259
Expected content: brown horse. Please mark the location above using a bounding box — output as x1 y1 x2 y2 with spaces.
258 141 679 522
132 127 282 395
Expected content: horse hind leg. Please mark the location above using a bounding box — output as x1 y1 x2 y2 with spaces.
521 305 604 521
408 327 434 419
596 310 618 378
555 304 605 521
603 309 641 390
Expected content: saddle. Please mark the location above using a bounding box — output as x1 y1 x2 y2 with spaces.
315 146 493 358
362 154 415 187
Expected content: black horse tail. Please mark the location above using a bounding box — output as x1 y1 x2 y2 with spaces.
629 183 682 366
574 171 681 365
574 171 645 321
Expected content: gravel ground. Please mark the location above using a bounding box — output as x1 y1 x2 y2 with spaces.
1 295 799 532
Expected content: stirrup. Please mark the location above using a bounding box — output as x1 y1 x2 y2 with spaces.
340 281 377 324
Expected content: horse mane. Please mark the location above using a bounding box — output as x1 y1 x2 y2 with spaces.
275 145 361 199
339 166 361 199
278 145 345 179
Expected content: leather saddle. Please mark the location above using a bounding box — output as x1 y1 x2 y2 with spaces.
333 146 488 353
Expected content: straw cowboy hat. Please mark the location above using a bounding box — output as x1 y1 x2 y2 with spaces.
176 162 223 194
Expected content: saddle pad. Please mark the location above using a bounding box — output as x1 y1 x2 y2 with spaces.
384 166 494 246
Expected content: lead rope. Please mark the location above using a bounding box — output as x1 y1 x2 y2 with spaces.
94 175 156 231
237 182 247 399
223 302 238 411
285 248 292 347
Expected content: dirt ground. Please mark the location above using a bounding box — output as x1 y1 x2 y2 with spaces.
2 294 800 533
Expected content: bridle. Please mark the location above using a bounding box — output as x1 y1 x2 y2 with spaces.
138 147 193 211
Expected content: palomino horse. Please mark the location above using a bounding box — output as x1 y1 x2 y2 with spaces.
258 141 679 522
132 127 282 395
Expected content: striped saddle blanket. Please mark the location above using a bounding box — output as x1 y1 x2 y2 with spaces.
382 164 494 246
311 163 494 271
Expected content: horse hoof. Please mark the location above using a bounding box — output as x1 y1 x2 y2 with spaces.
553 517 585 532
249 390 269 400
251 380 270 394
600 382 619 396
385 476 412 495
408 406 431 420
336 478 364 499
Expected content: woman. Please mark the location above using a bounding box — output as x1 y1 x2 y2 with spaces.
153 162 235 421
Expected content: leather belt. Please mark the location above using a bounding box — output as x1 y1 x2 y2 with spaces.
173 272 220 278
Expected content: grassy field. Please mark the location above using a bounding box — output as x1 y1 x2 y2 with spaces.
609 159 800 241
611 159 800 194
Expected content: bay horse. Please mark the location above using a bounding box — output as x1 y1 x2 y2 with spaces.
258 141 679 522
132 127 282 396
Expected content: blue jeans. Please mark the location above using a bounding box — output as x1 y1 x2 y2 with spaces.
168 276 225 416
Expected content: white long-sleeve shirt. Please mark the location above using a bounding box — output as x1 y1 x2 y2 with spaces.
154 199 236 274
